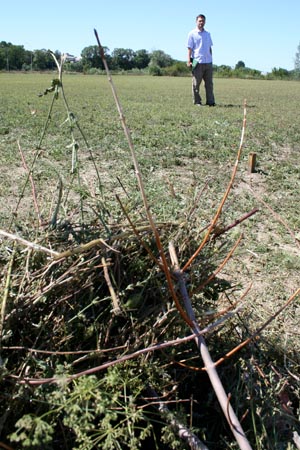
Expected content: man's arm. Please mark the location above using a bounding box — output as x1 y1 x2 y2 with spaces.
187 47 192 67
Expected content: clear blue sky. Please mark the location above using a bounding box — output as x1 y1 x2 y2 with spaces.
1 0 300 72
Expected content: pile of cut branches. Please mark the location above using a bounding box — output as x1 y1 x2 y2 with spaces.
0 38 299 450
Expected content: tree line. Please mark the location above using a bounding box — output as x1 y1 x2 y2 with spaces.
0 41 175 73
1 40 300 80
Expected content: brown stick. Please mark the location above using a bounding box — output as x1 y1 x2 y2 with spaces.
115 194 162 269
212 208 259 238
102 257 122 315
10 331 208 385
0 246 16 351
11 312 241 386
248 152 256 173
94 28 192 327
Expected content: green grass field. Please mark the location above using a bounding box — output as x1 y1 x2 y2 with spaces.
1 73 299 222
0 73 299 449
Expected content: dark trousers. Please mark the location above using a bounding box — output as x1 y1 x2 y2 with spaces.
192 63 215 105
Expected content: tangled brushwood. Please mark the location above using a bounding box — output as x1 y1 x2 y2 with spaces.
0 38 299 450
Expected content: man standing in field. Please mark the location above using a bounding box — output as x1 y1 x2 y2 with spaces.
187 14 216 106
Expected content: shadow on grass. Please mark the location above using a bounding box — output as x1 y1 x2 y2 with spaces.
216 104 256 108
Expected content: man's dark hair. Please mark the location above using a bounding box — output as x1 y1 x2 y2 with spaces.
196 14 206 21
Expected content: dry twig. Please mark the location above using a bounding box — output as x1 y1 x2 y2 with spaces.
0 229 59 257
102 256 122 314
0 246 16 350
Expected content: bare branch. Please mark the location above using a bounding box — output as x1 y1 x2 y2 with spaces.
10 328 217 385
0 229 59 257
102 257 122 315
0 246 16 350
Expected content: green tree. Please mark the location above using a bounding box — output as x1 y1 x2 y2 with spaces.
112 48 136 70
0 42 26 70
148 64 162 76
271 67 289 79
163 61 190 76
65 59 83 73
149 50 174 68
216 64 233 77
10 45 26 70
23 49 34 70
0 42 9 70
81 45 110 70
0 51 5 70
133 49 150 69
235 60 245 70
32 49 58 70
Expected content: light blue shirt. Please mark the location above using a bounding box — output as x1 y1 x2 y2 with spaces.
187 28 213 64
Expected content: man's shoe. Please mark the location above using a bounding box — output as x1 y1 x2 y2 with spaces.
195 103 203 106
206 103 216 106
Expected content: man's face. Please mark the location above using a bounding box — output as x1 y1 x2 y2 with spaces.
196 17 205 30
